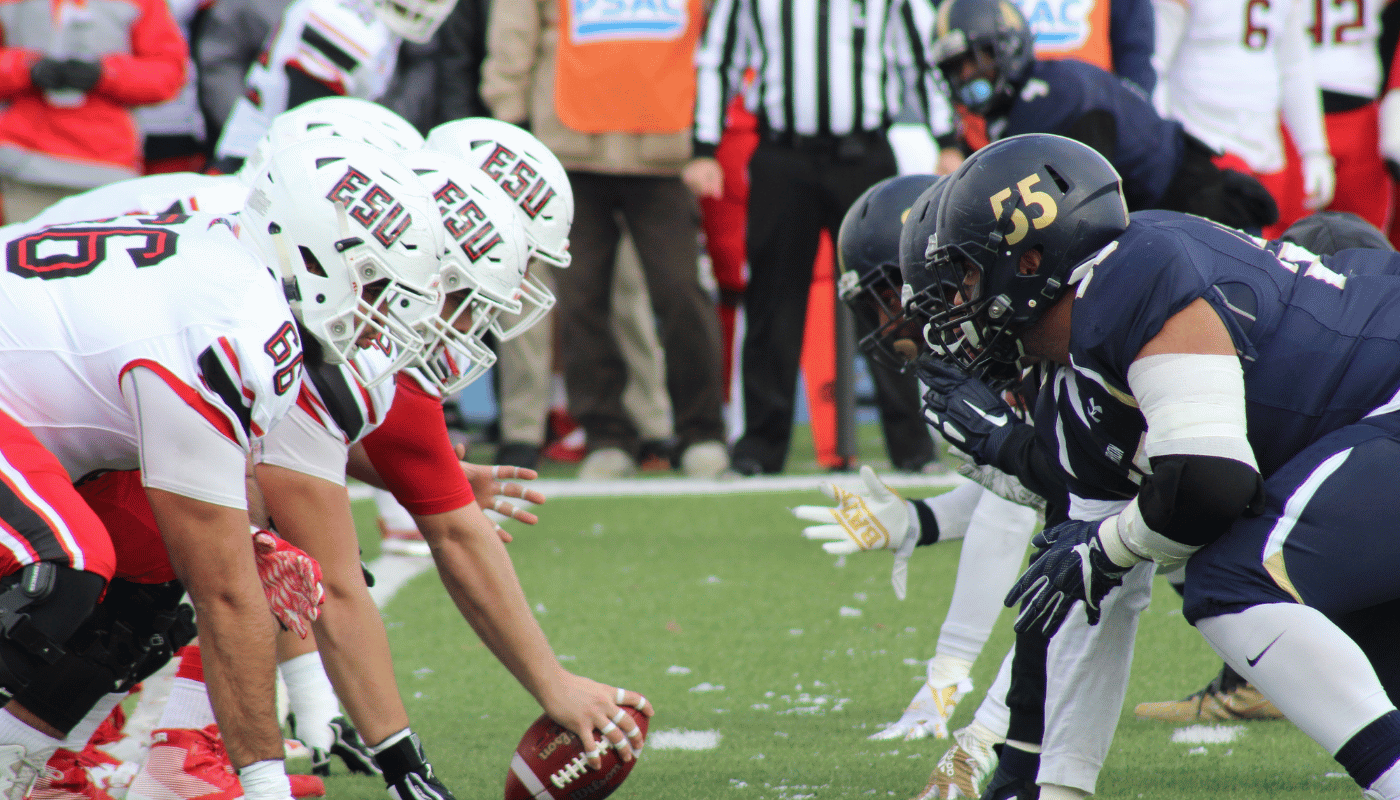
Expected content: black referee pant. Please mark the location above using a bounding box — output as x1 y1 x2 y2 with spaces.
732 132 933 474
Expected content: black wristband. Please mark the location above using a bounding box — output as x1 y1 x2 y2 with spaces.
913 500 941 547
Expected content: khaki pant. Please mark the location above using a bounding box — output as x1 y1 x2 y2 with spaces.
1 176 83 224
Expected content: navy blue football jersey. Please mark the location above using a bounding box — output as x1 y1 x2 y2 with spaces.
989 60 1184 211
1057 210 1400 484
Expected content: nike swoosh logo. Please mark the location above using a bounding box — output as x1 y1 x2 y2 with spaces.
1247 633 1284 667
1073 542 1094 605
962 399 1007 427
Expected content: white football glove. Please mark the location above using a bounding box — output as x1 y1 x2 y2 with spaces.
868 676 974 741
794 465 921 599
1301 151 1335 210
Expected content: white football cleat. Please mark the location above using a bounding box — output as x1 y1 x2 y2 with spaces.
869 677 973 741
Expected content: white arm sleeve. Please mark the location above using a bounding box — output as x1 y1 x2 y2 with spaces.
1277 0 1329 157
121 366 248 509
1149 0 1188 115
256 405 351 486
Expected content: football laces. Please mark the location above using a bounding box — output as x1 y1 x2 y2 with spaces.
549 753 589 788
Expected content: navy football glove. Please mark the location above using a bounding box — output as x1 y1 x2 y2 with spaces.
1004 519 1129 636
915 358 1021 467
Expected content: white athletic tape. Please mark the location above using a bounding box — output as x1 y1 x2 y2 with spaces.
610 709 627 725
599 721 617 736
615 688 626 705
492 465 503 479
635 695 649 712
582 745 604 759
622 725 640 739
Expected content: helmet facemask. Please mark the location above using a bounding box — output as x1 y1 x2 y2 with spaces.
839 265 923 371
492 257 556 341
373 0 458 43
415 279 501 395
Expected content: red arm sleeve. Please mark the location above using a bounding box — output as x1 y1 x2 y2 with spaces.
0 43 39 98
359 373 476 516
93 0 187 106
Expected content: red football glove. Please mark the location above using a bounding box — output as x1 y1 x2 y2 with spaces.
252 529 324 638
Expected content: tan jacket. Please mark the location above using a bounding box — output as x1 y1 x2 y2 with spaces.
479 0 692 176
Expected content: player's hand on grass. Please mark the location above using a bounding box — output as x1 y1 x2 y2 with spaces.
252 528 324 638
868 676 973 741
1004 519 1128 636
540 673 653 769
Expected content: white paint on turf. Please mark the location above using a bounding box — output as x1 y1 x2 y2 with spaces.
1170 725 1244 745
647 729 722 750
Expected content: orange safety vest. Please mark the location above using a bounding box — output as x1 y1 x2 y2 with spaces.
554 0 704 134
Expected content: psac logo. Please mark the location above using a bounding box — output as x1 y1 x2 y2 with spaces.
1018 0 1093 52
432 180 504 263
570 0 687 43
326 167 414 248
479 146 557 221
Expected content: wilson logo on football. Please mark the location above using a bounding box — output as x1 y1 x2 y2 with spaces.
326 167 414 248
432 180 504 262
480 145 556 220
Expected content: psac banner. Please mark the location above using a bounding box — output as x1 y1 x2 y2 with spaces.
1015 0 1110 70
554 0 703 134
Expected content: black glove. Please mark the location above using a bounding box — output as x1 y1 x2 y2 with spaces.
1004 519 1130 636
62 59 101 92
30 58 67 90
916 357 1021 466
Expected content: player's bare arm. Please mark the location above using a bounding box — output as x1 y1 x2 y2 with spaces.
411 503 651 769
145 487 284 768
253 463 412 746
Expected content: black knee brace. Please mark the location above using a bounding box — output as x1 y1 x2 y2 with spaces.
9 576 194 735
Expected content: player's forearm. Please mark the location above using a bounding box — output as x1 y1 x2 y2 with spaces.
414 504 567 705
146 489 284 767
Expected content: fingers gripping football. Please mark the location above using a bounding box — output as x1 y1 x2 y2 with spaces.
251 529 325 638
793 465 912 555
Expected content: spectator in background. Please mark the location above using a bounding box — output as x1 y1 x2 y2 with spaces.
140 0 210 173
1152 0 1334 236
482 0 728 480
435 0 490 120
688 0 943 477
0 0 186 222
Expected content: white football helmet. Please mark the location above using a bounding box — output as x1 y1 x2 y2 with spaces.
425 118 572 269
426 118 570 339
288 96 426 150
373 0 458 44
238 103 402 186
399 149 530 394
239 138 444 383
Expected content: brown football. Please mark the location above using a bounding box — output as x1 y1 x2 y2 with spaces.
504 708 648 800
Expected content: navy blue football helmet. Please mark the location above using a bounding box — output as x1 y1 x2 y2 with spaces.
930 0 1034 116
837 174 941 370
925 133 1129 376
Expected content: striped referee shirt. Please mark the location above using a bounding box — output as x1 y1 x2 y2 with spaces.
692 0 951 156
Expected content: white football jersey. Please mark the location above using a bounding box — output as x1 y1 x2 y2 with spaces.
1308 0 1382 99
0 213 302 482
215 0 401 161
29 173 249 229
1155 0 1302 171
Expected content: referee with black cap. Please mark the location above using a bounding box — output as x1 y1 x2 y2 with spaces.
684 0 949 476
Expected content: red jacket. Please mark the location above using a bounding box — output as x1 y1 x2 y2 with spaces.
0 0 187 187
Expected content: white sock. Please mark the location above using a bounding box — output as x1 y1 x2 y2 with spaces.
1039 784 1088 800
924 482 984 542
965 719 1004 749
926 654 974 686
1369 760 1400 799
0 708 63 754
1198 604 1395 752
62 693 125 750
280 652 339 751
938 490 1038 662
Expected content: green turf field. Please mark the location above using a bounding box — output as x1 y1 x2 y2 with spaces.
328 489 1360 800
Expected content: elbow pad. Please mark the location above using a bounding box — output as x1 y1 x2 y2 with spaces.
1139 454 1265 548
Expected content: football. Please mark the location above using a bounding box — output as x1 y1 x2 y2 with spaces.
504 708 648 800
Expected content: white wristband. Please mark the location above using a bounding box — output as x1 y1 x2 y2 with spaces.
1100 500 1200 571
237 760 291 800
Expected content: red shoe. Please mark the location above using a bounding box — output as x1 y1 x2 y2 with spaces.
127 726 325 800
30 748 120 800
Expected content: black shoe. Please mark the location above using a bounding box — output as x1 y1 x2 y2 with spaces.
374 731 454 800
731 456 766 476
494 442 540 470
638 438 677 471
329 716 381 776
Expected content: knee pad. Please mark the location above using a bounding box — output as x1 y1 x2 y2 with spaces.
12 577 194 735
0 563 105 691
